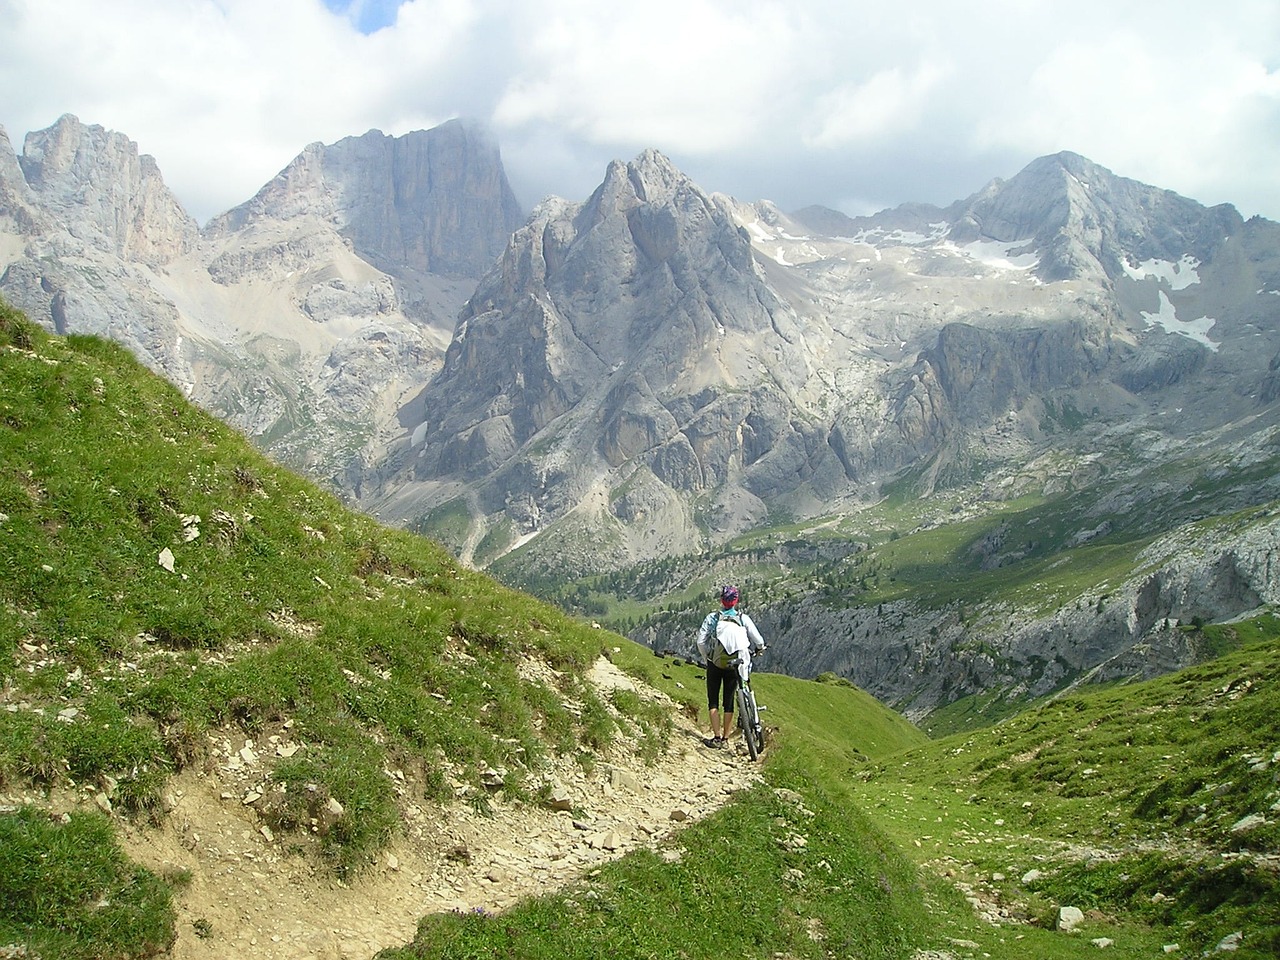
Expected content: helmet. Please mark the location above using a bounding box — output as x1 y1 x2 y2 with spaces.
719 584 739 606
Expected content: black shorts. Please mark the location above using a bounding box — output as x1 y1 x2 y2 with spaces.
705 660 739 712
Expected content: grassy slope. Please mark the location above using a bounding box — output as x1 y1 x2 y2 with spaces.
0 303 641 955
852 630 1280 959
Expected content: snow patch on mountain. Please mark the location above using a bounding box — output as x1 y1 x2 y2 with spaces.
1142 291 1219 351
845 221 950 246
942 237 1039 272
1122 255 1201 290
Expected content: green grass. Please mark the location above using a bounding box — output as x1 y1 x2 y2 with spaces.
0 807 177 960
473 516 517 567
489 511 630 588
847 630 1280 959
409 497 473 554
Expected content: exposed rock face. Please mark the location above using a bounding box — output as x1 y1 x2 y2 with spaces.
889 317 1115 456
18 114 199 265
430 150 802 468
636 417 1280 719
371 150 824 560
0 127 42 236
0 116 200 384
207 120 523 280
0 115 524 486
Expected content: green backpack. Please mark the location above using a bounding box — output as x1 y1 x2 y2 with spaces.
712 609 747 669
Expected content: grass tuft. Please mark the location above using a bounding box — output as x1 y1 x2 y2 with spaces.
0 807 176 959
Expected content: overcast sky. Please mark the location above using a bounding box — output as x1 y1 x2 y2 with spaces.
2 0 1278 226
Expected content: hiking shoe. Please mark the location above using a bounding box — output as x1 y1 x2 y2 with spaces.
702 737 720 749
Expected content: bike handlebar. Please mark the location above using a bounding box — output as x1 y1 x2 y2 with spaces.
727 647 766 667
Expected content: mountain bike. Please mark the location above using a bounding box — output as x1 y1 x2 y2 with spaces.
731 649 766 760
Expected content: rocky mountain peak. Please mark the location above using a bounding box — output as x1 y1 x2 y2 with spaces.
374 149 811 556
623 148 686 203
947 150 1243 282
791 150 1245 289
206 119 524 279
17 114 198 265
203 140 329 232
575 148 709 238
0 126 41 236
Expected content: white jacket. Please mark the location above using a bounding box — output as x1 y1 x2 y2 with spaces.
695 607 765 664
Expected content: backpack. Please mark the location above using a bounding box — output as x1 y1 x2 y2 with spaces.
712 609 748 669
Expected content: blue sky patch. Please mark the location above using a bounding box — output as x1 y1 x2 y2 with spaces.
323 0 404 34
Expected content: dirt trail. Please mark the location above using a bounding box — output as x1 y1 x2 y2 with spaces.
118 657 762 960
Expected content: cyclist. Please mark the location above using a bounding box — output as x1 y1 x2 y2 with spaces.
695 584 767 748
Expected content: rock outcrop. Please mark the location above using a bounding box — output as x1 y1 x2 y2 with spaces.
369 150 827 562
207 119 523 281
17 114 199 265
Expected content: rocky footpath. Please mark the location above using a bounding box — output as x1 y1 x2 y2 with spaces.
107 657 762 960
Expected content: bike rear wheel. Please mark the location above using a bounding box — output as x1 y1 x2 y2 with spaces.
737 687 765 760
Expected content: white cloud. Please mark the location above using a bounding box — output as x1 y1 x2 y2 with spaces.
0 0 1277 224
492 1 801 151
965 15 1280 217
0 0 486 219
804 62 948 147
